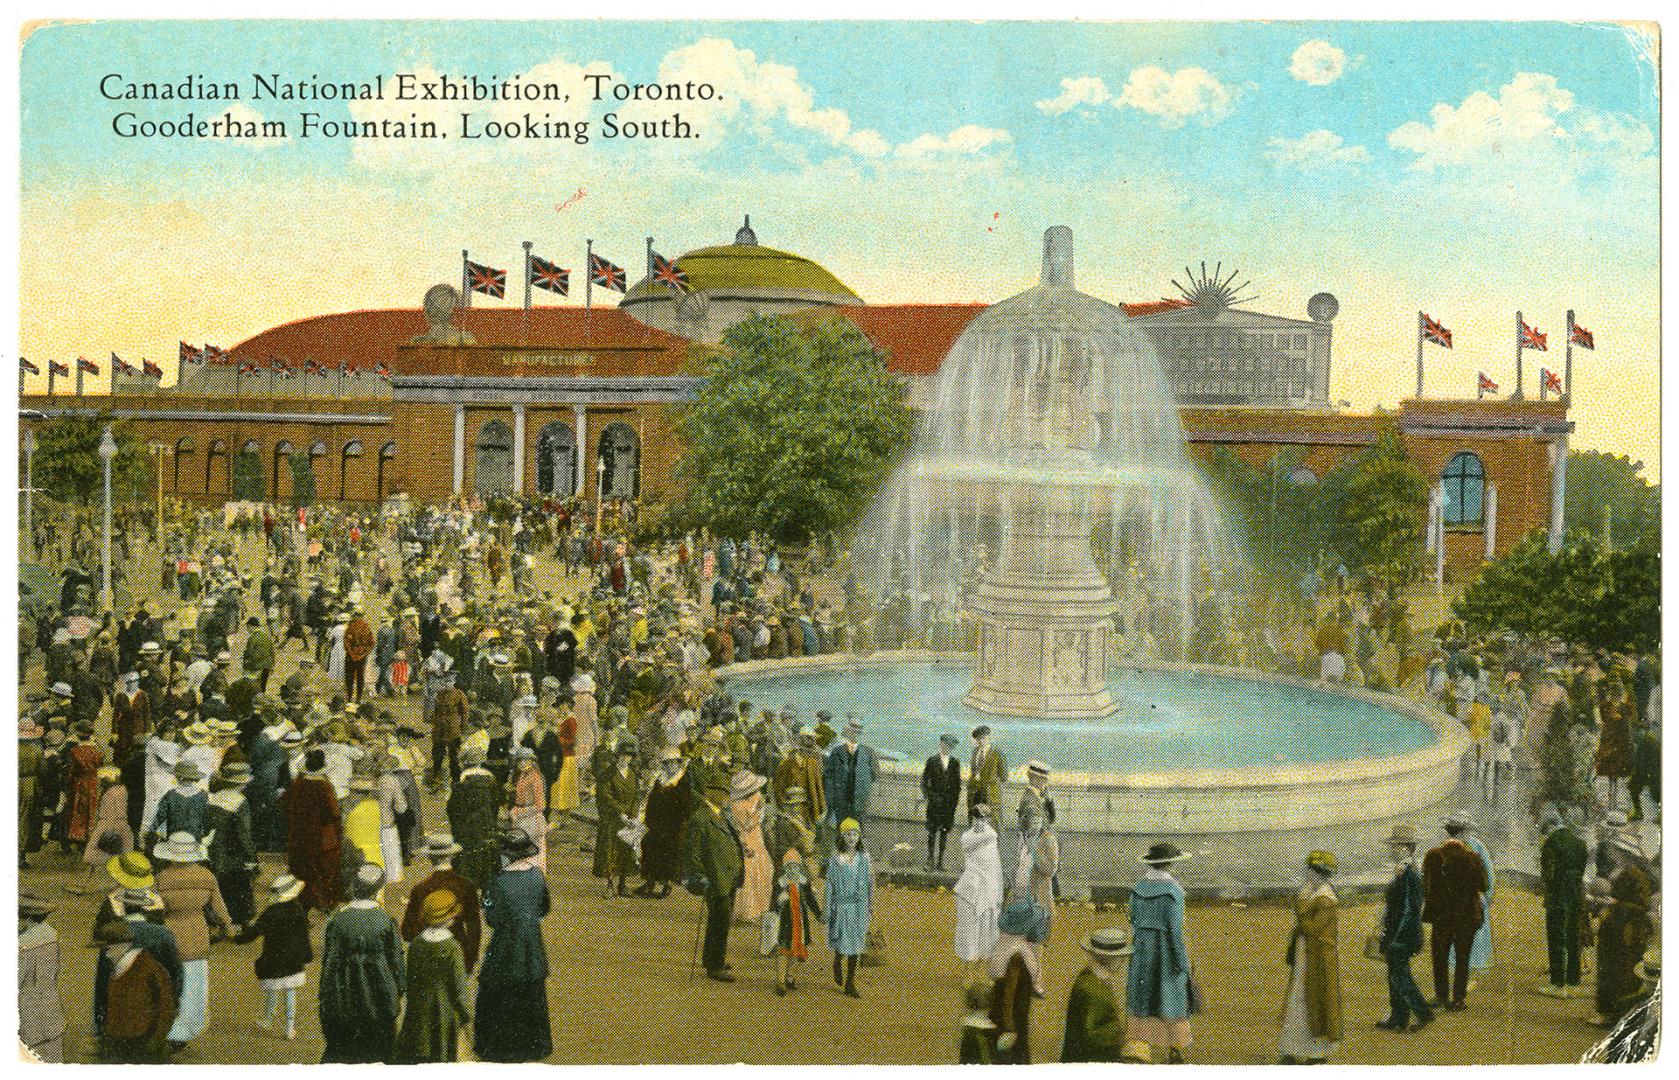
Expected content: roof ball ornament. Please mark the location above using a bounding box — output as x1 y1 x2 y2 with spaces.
734 214 758 247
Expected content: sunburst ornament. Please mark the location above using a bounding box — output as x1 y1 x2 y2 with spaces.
1170 261 1258 312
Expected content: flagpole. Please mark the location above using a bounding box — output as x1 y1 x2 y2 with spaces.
522 240 533 348
1416 311 1424 399
1565 309 1574 404
76 361 84 397
1513 310 1523 400
18 366 24 397
646 236 654 287
1539 368 1547 402
462 250 471 309
47 366 55 396
586 239 594 311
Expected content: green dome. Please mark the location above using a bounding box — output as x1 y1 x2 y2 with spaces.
624 242 861 304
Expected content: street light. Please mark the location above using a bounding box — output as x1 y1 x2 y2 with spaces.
22 428 37 545
147 442 172 537
595 454 607 533
99 426 117 612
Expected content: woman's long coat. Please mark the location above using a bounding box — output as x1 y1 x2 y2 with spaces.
1127 876 1192 1021
1285 884 1343 1041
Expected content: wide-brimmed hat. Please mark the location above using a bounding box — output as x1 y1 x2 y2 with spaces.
731 772 766 801
838 817 862 835
938 734 958 749
1444 810 1478 832
49 682 73 699
138 641 162 656
1141 841 1192 865
460 746 487 768
703 773 731 798
1026 760 1050 780
108 851 154 889
971 725 992 740
998 895 1048 940
120 887 165 914
173 759 204 783
182 723 213 745
420 890 461 927
499 829 540 861
153 831 207 863
1386 823 1420 848
216 762 253 786
267 874 306 903
423 833 462 860
43 727 67 749
1307 850 1338 875
90 918 135 949
1081 927 1134 960
215 650 232 663
1603 809 1630 830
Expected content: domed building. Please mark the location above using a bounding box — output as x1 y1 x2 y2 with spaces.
619 216 863 343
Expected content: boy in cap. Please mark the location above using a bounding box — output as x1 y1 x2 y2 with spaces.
922 734 963 871
1062 928 1132 1062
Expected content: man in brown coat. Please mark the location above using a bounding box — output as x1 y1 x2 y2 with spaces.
93 919 177 1063
772 729 826 828
431 676 470 787
1421 811 1490 1009
153 830 232 1049
344 610 375 703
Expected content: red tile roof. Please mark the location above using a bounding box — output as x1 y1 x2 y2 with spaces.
1119 298 1193 317
820 304 988 375
231 307 691 373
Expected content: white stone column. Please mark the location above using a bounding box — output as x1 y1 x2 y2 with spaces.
1548 435 1568 553
572 403 588 500
452 404 466 497
1434 481 1446 592
1426 487 1441 555
1484 481 1498 559
511 403 526 495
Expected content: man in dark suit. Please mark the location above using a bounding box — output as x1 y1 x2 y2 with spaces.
1422 811 1491 1009
683 773 744 982
1378 823 1433 1031
921 734 963 871
1538 805 1590 996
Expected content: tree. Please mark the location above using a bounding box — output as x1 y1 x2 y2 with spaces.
674 315 914 543
1564 450 1660 552
288 451 316 509
28 411 151 504
1199 446 1337 582
1452 531 1659 654
231 448 266 502
1334 427 1428 587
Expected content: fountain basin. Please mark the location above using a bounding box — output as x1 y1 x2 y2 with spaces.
721 652 1470 834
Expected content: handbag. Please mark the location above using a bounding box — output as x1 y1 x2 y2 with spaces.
759 909 781 956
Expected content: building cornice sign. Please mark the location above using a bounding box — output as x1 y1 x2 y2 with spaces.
503 351 595 369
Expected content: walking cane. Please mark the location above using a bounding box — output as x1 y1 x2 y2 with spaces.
690 893 705 979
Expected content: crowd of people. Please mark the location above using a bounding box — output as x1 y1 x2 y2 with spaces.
15 491 1663 1065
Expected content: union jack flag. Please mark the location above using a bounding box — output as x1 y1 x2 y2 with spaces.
77 356 100 375
142 359 164 378
589 252 626 292
373 361 392 379
1477 371 1499 394
49 360 70 377
180 341 202 365
238 358 260 376
651 251 689 292
202 344 231 365
1570 322 1594 350
302 358 324 377
19 358 39 375
529 255 569 296
1541 368 1563 394
1420 313 1452 349
110 352 136 375
467 260 507 299
270 356 292 377
1519 320 1547 352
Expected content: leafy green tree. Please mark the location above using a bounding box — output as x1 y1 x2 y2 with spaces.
674 315 914 543
27 411 151 504
1334 427 1428 587
231 448 266 502
1199 446 1339 582
289 451 316 509
1453 532 1659 654
1564 450 1660 552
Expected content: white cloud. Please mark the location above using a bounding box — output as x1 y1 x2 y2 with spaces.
1289 40 1347 86
895 124 1012 159
1114 66 1232 126
1035 76 1113 115
1388 72 1573 169
1266 129 1370 169
204 103 289 147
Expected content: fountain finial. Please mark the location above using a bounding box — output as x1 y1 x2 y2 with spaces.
1042 226 1074 287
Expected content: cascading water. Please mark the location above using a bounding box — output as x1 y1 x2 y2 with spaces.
856 226 1240 718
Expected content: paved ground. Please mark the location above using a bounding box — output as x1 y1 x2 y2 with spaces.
16 526 1628 1063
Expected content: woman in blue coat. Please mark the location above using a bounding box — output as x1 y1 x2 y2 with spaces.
1127 842 1197 1064
473 831 552 1062
824 818 873 998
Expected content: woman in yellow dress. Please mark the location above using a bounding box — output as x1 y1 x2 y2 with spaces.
342 774 385 890
549 705 581 816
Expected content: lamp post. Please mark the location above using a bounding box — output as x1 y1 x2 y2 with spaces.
98 426 117 612
595 455 607 533
23 429 37 546
148 442 171 539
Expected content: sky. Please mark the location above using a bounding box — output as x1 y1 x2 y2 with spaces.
17 20 1662 474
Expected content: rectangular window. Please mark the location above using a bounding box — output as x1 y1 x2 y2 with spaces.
1294 334 1308 350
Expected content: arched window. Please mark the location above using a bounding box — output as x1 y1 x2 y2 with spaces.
241 439 260 455
536 420 577 497
1442 451 1485 528
206 439 228 495
376 441 397 503
173 437 195 491
474 420 514 496
272 441 295 500
341 440 365 501
1288 465 1319 487
598 421 640 499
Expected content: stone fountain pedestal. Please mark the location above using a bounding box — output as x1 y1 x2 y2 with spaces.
964 480 1119 718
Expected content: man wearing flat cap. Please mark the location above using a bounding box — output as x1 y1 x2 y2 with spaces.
1422 811 1491 1010
1538 805 1589 997
822 716 878 835
922 734 963 871
969 725 1006 824
683 772 745 981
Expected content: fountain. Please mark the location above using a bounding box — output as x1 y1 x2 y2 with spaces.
724 228 1467 840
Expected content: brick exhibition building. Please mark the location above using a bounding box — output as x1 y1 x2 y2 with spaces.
21 217 1572 571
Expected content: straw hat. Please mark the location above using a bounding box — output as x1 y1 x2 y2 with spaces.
422 834 462 860
420 890 461 927
730 771 766 801
107 851 154 890
1386 823 1420 848
18 719 44 740
267 874 305 903
153 831 207 863
1140 841 1192 865
1080 927 1134 961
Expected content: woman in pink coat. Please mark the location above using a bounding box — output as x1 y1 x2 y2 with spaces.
731 773 773 924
